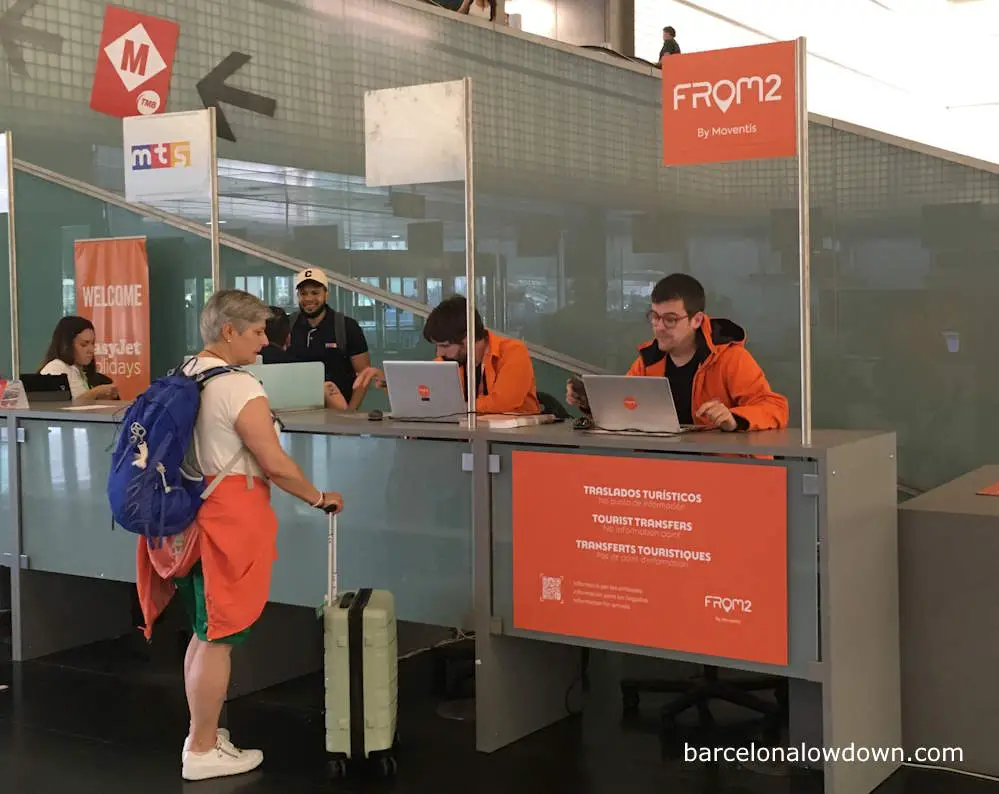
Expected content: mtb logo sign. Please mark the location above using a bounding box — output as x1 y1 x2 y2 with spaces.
661 40 798 166
90 6 180 119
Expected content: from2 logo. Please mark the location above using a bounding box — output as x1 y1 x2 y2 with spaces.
673 75 782 114
130 141 191 170
704 595 753 614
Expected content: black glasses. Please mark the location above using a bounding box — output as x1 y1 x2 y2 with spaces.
645 310 690 328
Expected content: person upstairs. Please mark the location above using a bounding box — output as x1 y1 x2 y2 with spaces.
424 295 540 416
659 25 681 64
262 304 348 410
288 268 372 410
567 273 787 431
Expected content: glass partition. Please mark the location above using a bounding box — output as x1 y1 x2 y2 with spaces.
12 171 210 378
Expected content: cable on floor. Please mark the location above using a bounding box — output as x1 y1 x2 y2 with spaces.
396 629 473 662
902 762 999 783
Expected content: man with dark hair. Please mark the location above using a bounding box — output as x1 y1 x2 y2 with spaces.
260 306 292 364
659 26 680 65
287 268 372 410
568 273 787 431
423 295 540 415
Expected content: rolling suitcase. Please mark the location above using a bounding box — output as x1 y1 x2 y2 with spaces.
322 510 399 778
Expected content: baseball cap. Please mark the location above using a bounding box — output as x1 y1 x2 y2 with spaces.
295 267 329 290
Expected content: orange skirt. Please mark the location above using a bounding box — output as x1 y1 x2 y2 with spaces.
136 475 278 642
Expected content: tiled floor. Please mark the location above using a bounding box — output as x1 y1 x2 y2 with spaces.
0 625 995 794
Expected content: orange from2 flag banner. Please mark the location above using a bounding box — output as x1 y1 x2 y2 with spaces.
661 39 798 167
74 237 151 401
511 451 788 666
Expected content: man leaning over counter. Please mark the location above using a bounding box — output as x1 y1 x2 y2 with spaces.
567 273 788 432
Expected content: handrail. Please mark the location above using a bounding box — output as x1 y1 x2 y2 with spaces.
13 157 605 376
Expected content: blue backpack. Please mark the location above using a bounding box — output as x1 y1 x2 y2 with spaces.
107 363 245 545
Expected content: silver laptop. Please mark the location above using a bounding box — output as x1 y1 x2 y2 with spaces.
383 361 467 422
581 375 710 434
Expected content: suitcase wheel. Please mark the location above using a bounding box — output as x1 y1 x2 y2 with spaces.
328 757 348 779
377 754 398 777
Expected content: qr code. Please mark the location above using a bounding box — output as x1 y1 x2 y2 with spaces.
541 575 563 602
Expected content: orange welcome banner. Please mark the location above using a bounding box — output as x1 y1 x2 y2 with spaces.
73 237 150 401
512 451 788 665
661 39 798 166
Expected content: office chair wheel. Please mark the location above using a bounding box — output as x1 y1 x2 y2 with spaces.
622 688 640 711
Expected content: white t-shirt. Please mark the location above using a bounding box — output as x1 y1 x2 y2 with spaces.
40 359 90 399
182 356 271 479
467 1 491 19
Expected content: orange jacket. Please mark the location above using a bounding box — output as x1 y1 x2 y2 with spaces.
447 331 540 416
626 315 788 431
136 476 278 642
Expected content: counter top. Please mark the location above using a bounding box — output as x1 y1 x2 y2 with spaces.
899 465 999 518
0 404 893 458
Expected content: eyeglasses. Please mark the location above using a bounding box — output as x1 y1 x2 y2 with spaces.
646 310 691 328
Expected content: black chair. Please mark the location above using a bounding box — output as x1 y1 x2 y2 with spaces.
537 391 571 419
621 664 787 737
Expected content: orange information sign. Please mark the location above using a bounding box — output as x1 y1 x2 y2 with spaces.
661 39 798 166
74 237 151 401
512 451 788 665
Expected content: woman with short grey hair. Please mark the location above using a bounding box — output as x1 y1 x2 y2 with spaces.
136 288 344 782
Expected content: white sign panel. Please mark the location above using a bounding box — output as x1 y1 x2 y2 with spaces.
0 132 9 215
364 80 467 187
123 109 213 203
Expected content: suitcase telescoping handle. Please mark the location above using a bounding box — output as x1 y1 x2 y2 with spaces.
325 505 340 605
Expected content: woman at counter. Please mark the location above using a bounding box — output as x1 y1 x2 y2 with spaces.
39 316 119 402
134 289 345 782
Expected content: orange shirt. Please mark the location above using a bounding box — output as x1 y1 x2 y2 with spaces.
447 331 540 416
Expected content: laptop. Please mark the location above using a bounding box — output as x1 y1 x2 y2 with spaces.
20 373 73 404
244 361 325 412
581 375 712 435
383 361 467 422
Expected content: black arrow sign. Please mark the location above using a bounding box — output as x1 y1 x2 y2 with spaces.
0 0 63 77
197 52 277 143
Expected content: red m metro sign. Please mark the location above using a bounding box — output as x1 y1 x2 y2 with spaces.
90 6 180 118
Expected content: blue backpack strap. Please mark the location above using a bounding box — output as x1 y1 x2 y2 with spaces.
193 365 243 389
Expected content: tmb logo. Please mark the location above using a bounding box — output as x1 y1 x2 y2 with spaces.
130 142 191 171
673 75 782 114
704 595 753 614
417 384 431 401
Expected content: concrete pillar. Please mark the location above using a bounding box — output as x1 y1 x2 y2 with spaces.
606 0 634 56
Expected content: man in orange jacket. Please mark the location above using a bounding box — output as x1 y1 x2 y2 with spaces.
424 295 541 416
567 273 788 431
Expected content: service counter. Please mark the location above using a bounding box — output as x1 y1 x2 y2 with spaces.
0 405 901 794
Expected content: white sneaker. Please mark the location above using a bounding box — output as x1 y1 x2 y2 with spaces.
182 728 230 760
182 735 263 781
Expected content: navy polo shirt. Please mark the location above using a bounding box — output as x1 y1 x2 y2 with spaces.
288 306 368 400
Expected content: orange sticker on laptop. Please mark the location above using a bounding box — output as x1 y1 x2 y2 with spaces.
417 384 431 401
623 397 638 411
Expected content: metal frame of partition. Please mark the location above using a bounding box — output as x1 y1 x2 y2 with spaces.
4 130 18 376
795 36 813 446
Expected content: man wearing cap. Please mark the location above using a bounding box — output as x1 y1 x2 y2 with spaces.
288 268 373 410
